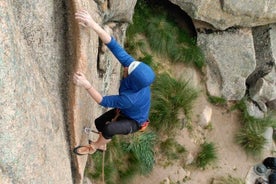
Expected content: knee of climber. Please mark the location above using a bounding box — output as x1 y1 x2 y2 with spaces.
102 125 115 139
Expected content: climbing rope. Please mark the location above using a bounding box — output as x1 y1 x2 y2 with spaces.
101 151 105 184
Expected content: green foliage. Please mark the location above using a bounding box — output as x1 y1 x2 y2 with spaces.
127 0 150 35
212 175 245 184
87 137 126 184
160 138 186 161
150 73 198 134
195 142 217 169
145 15 204 68
126 0 205 68
235 123 266 156
138 54 155 68
125 0 150 58
122 132 156 175
87 133 156 184
208 95 227 106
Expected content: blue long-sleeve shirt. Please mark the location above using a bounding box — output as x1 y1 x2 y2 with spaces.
100 37 155 124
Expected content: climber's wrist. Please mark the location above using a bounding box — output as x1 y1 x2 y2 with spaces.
85 84 92 90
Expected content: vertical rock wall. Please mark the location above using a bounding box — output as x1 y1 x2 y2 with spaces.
0 0 137 183
0 0 72 183
66 0 136 183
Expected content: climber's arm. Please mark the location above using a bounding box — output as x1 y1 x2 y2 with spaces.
75 10 135 67
75 9 111 44
73 72 103 104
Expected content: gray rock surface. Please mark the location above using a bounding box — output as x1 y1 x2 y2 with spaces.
0 0 137 183
197 28 256 100
170 0 276 113
0 1 72 183
246 25 275 87
169 0 276 30
249 78 276 112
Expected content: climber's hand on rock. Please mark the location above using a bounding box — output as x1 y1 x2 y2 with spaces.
73 72 92 89
75 10 95 28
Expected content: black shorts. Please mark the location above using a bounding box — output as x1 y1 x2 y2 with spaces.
95 109 140 139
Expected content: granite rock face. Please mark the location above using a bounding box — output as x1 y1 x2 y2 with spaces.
0 1 72 183
169 0 276 30
197 28 256 100
0 0 137 183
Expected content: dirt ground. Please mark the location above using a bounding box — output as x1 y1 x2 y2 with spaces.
130 64 273 184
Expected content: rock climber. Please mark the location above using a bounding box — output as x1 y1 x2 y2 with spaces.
73 10 155 155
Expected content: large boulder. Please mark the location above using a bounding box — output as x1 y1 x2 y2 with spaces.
197 28 256 100
169 0 276 30
249 78 276 112
246 25 275 87
247 25 276 112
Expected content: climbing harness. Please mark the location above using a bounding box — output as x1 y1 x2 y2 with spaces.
113 109 150 132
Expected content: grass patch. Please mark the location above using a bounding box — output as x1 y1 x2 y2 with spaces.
232 98 276 156
150 73 198 135
212 175 245 184
86 132 156 184
121 131 156 175
195 142 217 169
145 15 204 68
160 138 186 162
235 123 266 156
208 95 227 106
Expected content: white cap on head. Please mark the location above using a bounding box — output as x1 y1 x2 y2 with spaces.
128 61 141 74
